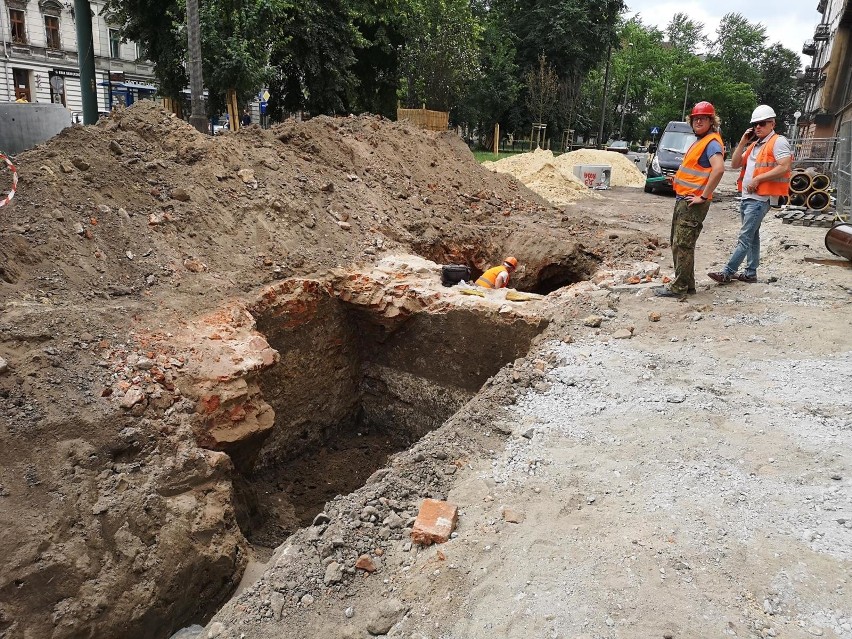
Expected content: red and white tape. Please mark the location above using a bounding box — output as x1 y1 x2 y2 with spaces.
0 153 18 208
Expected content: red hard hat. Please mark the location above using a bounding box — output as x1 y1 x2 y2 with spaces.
691 101 715 117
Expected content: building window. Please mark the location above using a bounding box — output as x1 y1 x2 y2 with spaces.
10 9 27 44
45 15 60 49
109 28 121 58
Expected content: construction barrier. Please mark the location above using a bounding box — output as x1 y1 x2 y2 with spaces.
0 152 18 208
397 107 449 132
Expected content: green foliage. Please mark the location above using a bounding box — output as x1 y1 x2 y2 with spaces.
199 0 274 115
104 0 187 100
106 0 806 153
497 0 625 79
757 44 805 131
267 0 360 116
710 12 767 92
349 0 408 117
665 12 708 55
398 0 481 111
456 7 520 140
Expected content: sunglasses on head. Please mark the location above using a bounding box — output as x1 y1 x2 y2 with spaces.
752 119 773 127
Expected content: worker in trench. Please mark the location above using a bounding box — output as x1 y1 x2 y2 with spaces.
475 256 518 288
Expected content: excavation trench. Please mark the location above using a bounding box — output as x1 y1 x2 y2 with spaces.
229 280 548 549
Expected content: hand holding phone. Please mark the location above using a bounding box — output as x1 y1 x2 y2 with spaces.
743 127 756 143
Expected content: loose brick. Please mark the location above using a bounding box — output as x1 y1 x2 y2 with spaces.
411 498 458 545
355 554 376 573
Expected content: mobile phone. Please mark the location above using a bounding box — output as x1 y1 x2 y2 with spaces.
746 128 757 142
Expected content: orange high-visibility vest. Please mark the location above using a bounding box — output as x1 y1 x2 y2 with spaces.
673 132 725 199
736 133 791 196
476 265 509 288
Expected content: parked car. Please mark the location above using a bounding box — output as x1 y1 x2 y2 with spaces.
644 121 696 194
606 140 630 153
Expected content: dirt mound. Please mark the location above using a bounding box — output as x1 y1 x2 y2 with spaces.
483 148 599 206
557 148 646 188
2 102 555 305
482 147 646 207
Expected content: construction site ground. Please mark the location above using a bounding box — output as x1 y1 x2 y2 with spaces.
0 104 850 639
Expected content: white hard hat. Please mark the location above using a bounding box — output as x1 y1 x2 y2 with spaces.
750 104 777 123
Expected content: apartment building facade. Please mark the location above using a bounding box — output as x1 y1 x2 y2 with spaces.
0 0 156 114
799 0 852 139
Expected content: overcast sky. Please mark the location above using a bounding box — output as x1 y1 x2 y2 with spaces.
624 1 822 68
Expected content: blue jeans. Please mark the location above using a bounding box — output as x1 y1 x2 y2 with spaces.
724 198 770 277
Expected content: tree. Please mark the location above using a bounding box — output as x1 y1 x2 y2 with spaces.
711 13 767 92
186 0 206 132
525 53 558 147
104 0 187 102
497 0 625 80
398 0 481 112
199 0 273 119
757 43 804 132
458 5 519 148
491 0 623 146
664 12 708 55
349 0 408 117
265 0 361 116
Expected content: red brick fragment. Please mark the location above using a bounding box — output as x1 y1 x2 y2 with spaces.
355 554 376 573
411 499 458 546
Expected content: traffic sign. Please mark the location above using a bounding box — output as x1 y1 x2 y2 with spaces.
259 101 267 115
650 126 659 136
258 88 270 102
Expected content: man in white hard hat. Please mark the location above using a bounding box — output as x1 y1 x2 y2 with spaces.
708 104 792 284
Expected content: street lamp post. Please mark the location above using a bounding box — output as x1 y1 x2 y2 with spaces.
792 110 802 154
681 76 690 120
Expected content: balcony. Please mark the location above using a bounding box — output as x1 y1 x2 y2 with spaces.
813 23 830 41
802 67 822 83
802 40 817 56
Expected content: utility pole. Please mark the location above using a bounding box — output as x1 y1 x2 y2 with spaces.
597 43 612 149
74 0 97 124
681 77 690 120
619 43 634 138
186 0 208 134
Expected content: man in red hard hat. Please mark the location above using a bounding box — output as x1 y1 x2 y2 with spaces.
708 104 792 284
476 256 518 289
654 101 726 299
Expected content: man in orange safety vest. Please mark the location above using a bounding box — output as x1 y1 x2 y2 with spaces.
475 256 518 289
708 104 792 285
654 101 726 299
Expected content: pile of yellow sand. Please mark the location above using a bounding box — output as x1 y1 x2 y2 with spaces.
482 147 646 207
557 149 646 188
482 148 599 206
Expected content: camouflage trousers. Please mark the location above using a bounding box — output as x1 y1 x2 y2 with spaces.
668 198 710 294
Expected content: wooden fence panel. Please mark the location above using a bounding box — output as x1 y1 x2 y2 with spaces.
397 108 449 131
